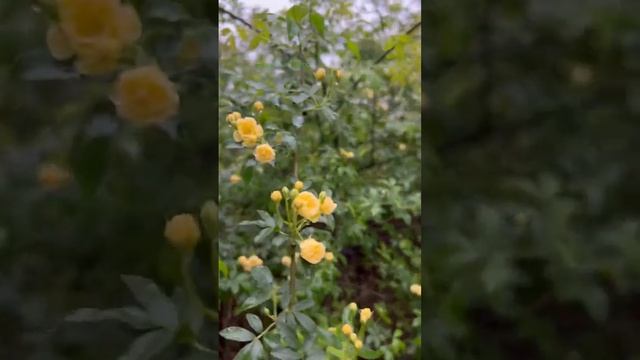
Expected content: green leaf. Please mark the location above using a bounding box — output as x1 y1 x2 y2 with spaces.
118 328 173 360
293 311 316 332
346 40 361 60
23 62 79 80
246 313 264 333
241 164 254 183
70 128 112 195
65 307 153 329
292 299 314 312
219 259 229 278
172 288 204 334
254 227 272 243
358 347 384 359
326 347 346 358
286 17 299 41
220 326 256 342
120 275 178 330
235 339 265 360
309 12 325 36
256 210 275 228
272 348 302 360
287 4 308 23
251 266 274 286
200 200 219 238
239 288 272 312
291 92 310 104
276 314 297 345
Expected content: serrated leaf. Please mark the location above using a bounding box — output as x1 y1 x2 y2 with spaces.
220 326 255 342
246 313 264 333
120 275 178 330
118 328 173 360
309 12 325 36
65 307 153 330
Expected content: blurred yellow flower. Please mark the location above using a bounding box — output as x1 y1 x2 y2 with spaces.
239 255 263 272
38 163 72 190
320 195 337 215
350 333 358 342
410 283 422 296
341 323 353 336
339 148 354 159
112 65 179 125
229 174 242 184
314 67 326 81
164 214 201 250
46 25 74 60
293 191 321 222
324 252 334 262
354 339 363 350
253 101 264 112
254 143 275 163
226 112 241 125
234 117 263 147
271 190 282 202
348 302 358 311
360 308 373 323
294 180 304 190
55 0 141 75
299 237 325 264
281 255 291 267
335 69 346 80
398 143 407 151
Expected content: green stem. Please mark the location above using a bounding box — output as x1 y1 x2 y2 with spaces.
181 252 218 322
256 321 277 340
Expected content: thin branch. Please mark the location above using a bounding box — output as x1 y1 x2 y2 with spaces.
219 7 258 32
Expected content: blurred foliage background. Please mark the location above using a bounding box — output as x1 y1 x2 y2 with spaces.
218 0 421 358
425 0 640 359
0 0 217 358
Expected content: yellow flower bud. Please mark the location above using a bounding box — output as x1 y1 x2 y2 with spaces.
340 148 354 159
254 143 275 164
290 189 299 199
350 333 358 342
281 255 291 267
226 112 239 125
271 190 283 202
314 67 326 81
299 237 326 264
239 255 263 272
335 69 346 81
341 323 353 336
354 339 363 350
360 308 373 323
164 214 201 250
348 302 358 312
324 252 334 262
253 101 264 112
294 180 304 190
229 174 242 184
410 283 422 296
398 143 407 151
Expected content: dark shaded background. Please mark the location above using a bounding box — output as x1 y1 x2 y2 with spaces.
425 0 640 359
0 0 218 358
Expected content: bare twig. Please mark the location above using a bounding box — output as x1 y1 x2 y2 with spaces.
219 7 258 32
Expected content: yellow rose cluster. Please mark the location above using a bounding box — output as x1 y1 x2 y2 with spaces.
226 108 276 164
329 303 373 350
238 255 264 272
47 0 142 75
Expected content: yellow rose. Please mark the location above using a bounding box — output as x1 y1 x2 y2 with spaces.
360 308 373 323
299 237 325 264
235 117 264 147
46 25 74 60
247 255 263 269
348 302 358 311
281 255 291 267
341 323 353 336
112 65 179 125
229 174 242 184
254 143 275 164
38 163 72 190
410 283 422 296
324 252 334 262
314 67 326 81
253 101 264 112
294 181 304 190
293 191 321 222
320 196 337 215
271 190 283 202
226 112 239 125
164 214 201 250
354 340 363 350
56 0 141 75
